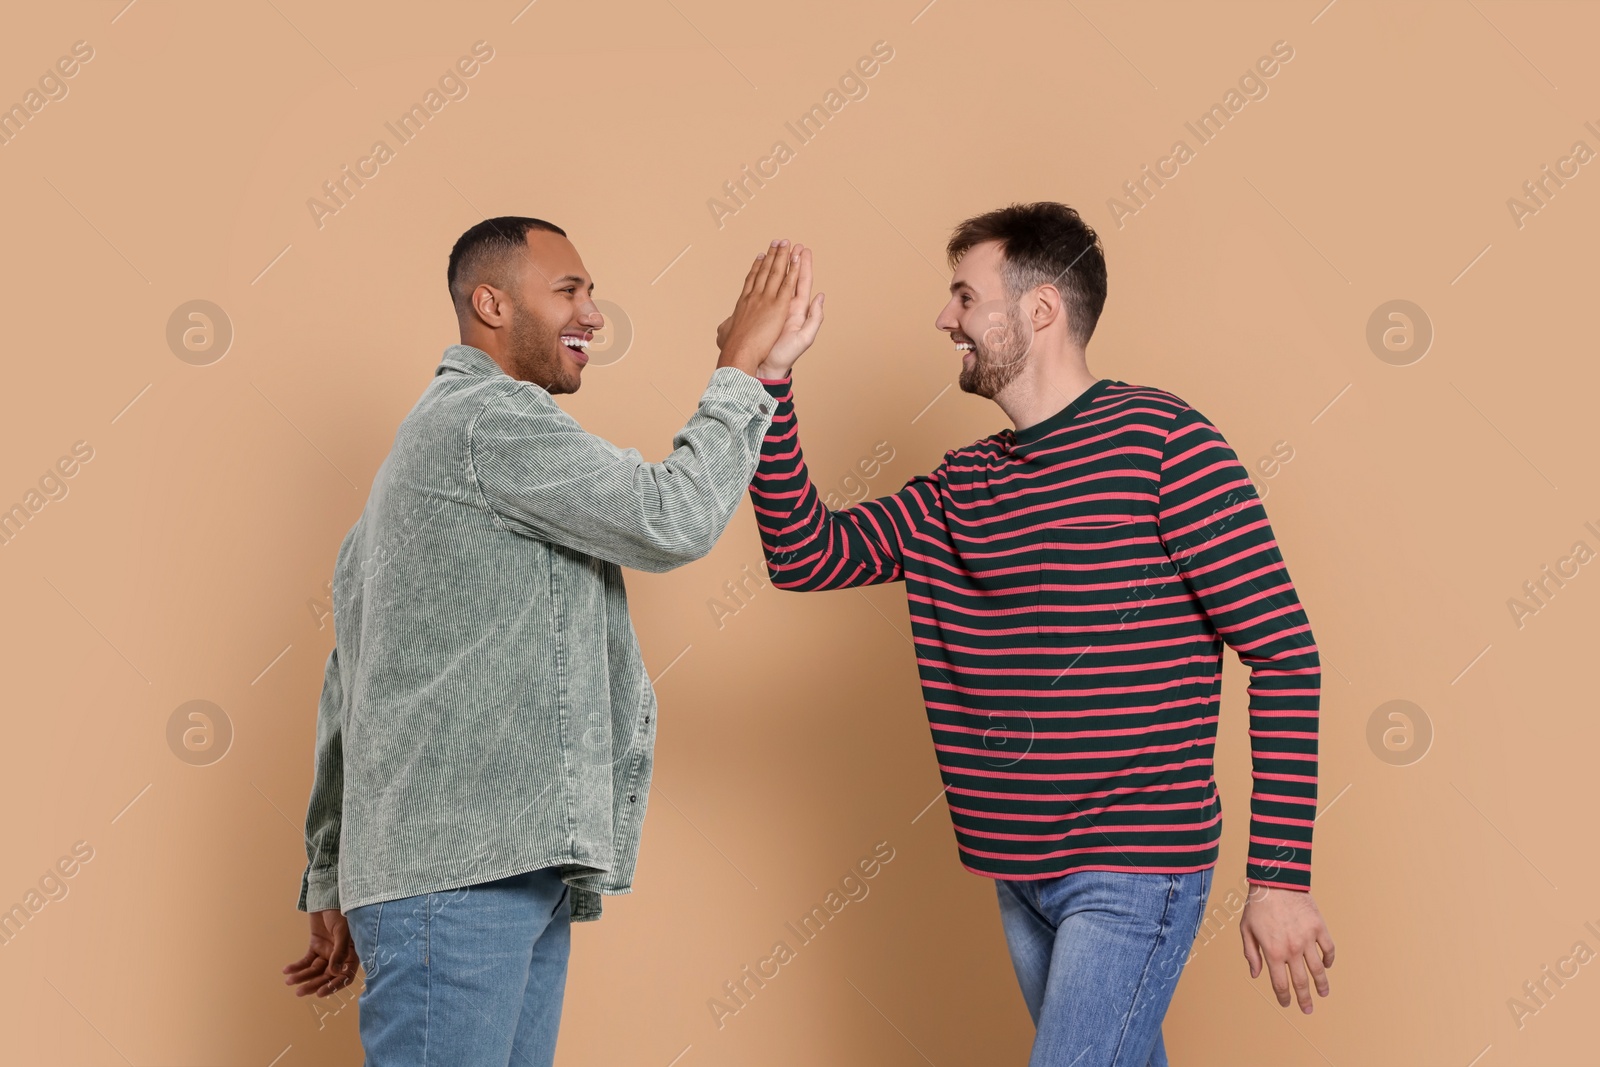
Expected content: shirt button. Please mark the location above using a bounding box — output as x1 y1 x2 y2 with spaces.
758 403 770 414
628 794 638 803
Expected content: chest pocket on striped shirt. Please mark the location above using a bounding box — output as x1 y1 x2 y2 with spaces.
1033 520 1162 637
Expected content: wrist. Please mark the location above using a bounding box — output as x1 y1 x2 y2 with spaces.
716 347 765 378
754 361 791 382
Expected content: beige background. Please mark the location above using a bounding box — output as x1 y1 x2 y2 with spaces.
1 0 1595 1063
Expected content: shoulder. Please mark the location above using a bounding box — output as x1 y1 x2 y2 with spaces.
947 432 1011 464
1101 381 1194 422
464 377 577 438
1101 382 1228 444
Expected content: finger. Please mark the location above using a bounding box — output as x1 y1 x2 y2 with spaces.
327 914 353 967
783 249 813 326
795 245 813 305
329 934 351 973
283 948 317 974
741 250 766 298
284 962 327 984
1305 948 1331 999
1269 957 1293 1007
334 937 359 976
1317 929 1336 968
284 956 330 985
284 948 329 979
771 238 806 295
291 966 332 996
1288 955 1315 1013
759 239 790 297
777 244 806 307
1240 926 1263 978
777 243 805 301
798 292 826 344
752 239 784 294
758 239 790 298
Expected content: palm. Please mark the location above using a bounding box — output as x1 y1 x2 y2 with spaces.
763 247 824 375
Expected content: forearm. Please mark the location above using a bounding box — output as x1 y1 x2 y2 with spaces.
611 366 776 571
1244 643 1319 889
1188 546 1320 888
298 648 345 912
473 367 774 573
750 376 903 590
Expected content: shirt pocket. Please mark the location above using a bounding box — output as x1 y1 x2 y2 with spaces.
1034 519 1166 639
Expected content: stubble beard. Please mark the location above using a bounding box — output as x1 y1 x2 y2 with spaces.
506 296 577 393
958 302 1031 399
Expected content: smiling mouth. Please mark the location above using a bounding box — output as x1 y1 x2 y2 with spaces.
953 340 975 357
561 336 590 364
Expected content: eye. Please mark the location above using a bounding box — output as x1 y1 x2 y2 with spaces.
560 286 577 295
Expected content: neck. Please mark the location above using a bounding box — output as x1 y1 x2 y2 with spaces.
993 345 1098 432
459 327 516 379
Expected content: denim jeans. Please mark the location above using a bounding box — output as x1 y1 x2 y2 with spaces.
345 866 573 1066
995 867 1214 1067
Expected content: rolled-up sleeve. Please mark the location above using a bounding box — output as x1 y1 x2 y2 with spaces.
469 366 775 573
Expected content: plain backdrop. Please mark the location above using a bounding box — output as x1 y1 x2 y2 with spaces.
0 1 1595 1064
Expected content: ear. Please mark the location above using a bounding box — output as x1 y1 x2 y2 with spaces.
1029 284 1065 334
472 284 510 329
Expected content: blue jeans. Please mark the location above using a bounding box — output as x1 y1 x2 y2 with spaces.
995 867 1214 1067
345 866 573 1066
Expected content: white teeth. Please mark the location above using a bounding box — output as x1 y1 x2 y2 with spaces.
954 341 974 352
562 337 589 349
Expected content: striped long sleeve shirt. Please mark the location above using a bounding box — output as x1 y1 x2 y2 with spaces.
749 375 1320 889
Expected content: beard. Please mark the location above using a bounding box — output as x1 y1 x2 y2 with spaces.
505 295 580 394
958 301 1032 399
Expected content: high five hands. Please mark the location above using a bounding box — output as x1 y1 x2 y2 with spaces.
716 239 825 381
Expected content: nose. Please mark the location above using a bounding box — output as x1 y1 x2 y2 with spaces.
577 301 604 330
934 300 959 334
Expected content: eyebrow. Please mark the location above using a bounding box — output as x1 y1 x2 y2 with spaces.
550 274 594 291
949 280 975 294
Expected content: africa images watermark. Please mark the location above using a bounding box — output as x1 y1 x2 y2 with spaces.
1506 518 1600 630
1506 918 1600 1030
706 40 896 230
0 39 95 149
1506 119 1600 230
0 840 95 948
306 40 496 230
706 840 897 1029
1106 39 1296 229
0 440 96 550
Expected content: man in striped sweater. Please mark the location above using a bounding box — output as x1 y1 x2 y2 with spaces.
737 203 1335 1065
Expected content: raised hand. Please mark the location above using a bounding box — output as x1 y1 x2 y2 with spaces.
756 245 823 381
716 239 804 377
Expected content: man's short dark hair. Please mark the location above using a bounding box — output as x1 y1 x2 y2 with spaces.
447 216 568 315
946 202 1108 348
